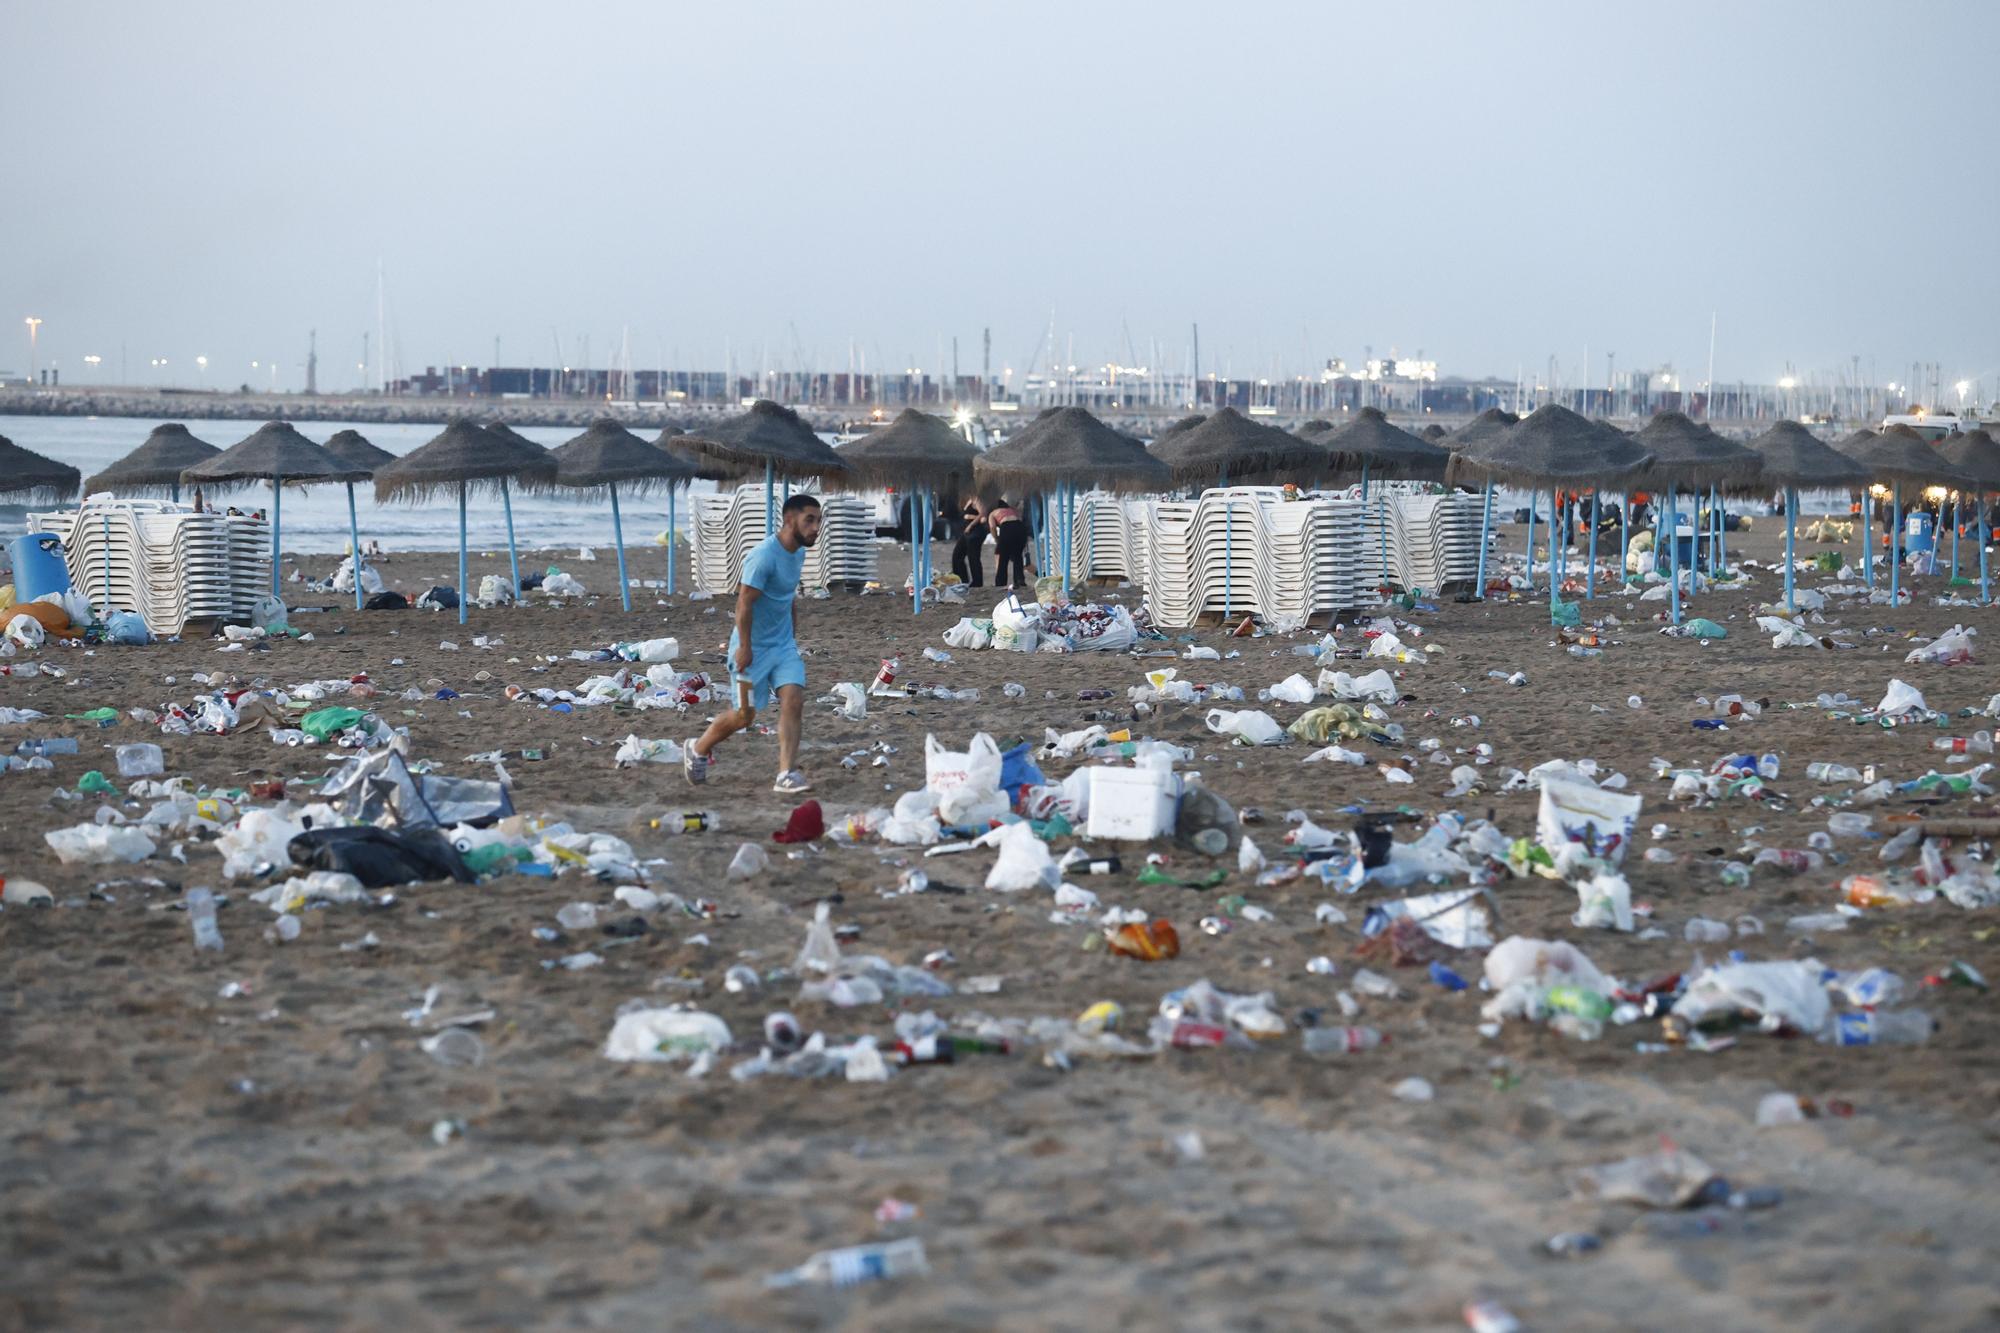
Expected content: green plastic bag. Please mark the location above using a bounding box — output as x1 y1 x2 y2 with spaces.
76 770 119 795
1685 618 1727 639
300 706 366 740
1549 597 1583 628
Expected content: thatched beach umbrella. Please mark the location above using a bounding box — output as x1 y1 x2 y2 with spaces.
1147 407 1330 618
552 417 698 613
1841 425 1977 604
1442 409 1519 594
1633 412 1762 604
1315 408 1451 589
1420 423 1448 443
1938 429 2000 600
0 435 82 504
374 420 559 623
833 411 979 615
182 422 367 597
316 430 397 609
974 407 1171 595
1446 406 1652 617
1743 420 1873 610
84 423 217 501
678 400 848 540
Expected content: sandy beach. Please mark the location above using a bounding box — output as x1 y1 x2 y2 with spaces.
4 517 2000 1332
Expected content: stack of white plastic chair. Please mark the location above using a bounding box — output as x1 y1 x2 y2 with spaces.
688 491 749 593
1082 490 1134 581
29 498 271 635
803 492 878 588
1141 501 1200 627
1388 491 1485 593
1188 487 1280 621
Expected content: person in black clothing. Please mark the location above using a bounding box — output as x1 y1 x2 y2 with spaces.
989 498 1033 589
950 495 987 588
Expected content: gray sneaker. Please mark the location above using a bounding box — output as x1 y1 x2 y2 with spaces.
683 739 709 786
772 769 812 795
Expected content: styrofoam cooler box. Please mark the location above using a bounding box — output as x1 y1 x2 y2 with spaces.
1085 763 1181 840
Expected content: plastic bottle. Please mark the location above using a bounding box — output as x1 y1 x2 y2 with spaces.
1002 682 1026 699
1301 1025 1385 1054
653 810 719 834
1807 762 1862 783
1826 812 1874 839
185 886 223 952
1567 645 1603 658
1877 827 1921 862
1684 917 1733 943
1820 1010 1935 1047
921 646 952 663
1715 694 1762 717
1752 848 1823 874
1544 985 1613 1021
766 1238 930 1289
1932 731 1993 754
421 1026 486 1067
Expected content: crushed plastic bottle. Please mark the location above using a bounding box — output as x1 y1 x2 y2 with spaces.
1821 1010 1935 1046
1301 1025 1385 1054
114 743 164 777
1806 762 1863 784
185 887 224 952
765 1238 930 1289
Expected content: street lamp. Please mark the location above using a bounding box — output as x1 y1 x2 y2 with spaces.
83 354 102 381
196 355 208 383
24 316 41 381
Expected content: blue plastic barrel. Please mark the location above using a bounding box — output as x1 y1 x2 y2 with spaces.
9 533 70 601
1903 511 1936 555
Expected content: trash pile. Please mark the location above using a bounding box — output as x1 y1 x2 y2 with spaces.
941 592 1146 655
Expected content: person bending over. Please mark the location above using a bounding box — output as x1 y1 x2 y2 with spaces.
989 498 1034 589
951 495 988 588
685 494 821 795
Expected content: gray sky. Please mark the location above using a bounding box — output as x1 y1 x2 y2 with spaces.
6 0 1997 395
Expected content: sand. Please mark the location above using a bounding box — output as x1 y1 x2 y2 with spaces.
4 519 2000 1331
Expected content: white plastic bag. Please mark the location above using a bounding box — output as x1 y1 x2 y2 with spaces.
1572 869 1635 931
794 901 843 974
1204 709 1285 746
1317 668 1400 703
1536 778 1642 866
1875 678 1928 717
44 822 157 865
614 734 683 767
251 595 288 632
925 733 1003 804
1757 615 1822 648
1267 673 1316 704
985 820 1057 892
602 1008 732 1063
881 789 942 845
942 618 992 651
831 682 867 721
1906 625 1975 666
542 571 586 597
1672 958 1830 1034
4 613 45 648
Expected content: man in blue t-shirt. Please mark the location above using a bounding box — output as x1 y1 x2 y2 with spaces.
685 493 821 794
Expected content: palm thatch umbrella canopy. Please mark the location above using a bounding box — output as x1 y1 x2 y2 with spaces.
180 422 366 598
1444 405 1652 489
1315 407 1450 481
1149 406 1330 485
1938 429 2000 490
552 418 698 493
1633 411 1762 490
1833 428 1878 458
321 428 395 476
1152 414 1208 447
374 420 558 502
1842 424 1976 490
1419 424 1448 442
830 409 978 493
973 406 1172 495
647 425 732 482
1295 418 1336 439
0 435 81 503
553 418 701 613
679 399 848 480
1741 421 1872 489
181 421 368 488
83 423 218 496
1441 407 1518 454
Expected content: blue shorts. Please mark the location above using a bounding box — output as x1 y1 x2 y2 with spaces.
730 642 806 711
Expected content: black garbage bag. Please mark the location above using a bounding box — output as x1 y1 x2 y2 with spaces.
516 569 545 592
288 826 476 887
365 591 409 610
416 585 460 610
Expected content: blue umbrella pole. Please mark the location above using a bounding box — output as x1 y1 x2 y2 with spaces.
346 482 363 611
764 461 774 538
1862 491 1874 586
911 486 923 616
1586 490 1598 598
1981 496 1991 605
456 481 469 626
1061 481 1073 597
270 475 283 597
1473 483 1493 598
610 482 633 613
1667 485 1682 626
1889 482 1901 605
1785 485 1798 612
1951 497 1961 583
502 478 522 606
1525 490 1536 593
666 486 677 597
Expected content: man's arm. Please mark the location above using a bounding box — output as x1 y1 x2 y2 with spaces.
733 582 759 671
